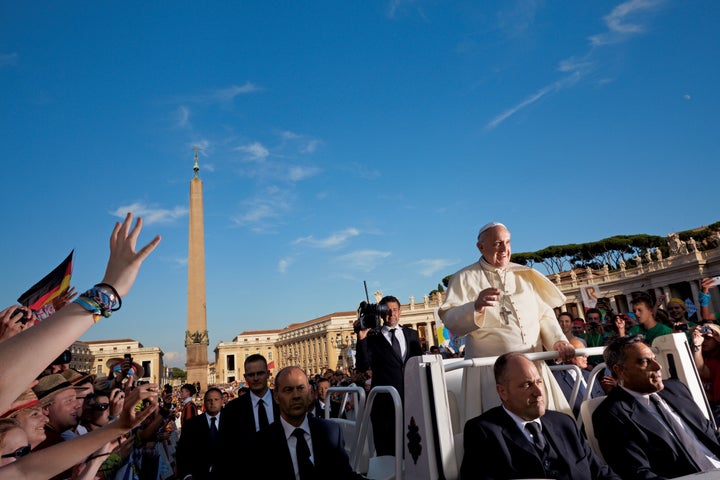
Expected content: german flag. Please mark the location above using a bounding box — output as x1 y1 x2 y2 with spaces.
17 251 74 311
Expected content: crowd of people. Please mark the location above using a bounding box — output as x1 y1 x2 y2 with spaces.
2 216 720 480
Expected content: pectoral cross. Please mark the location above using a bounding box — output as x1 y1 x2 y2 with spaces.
499 305 512 325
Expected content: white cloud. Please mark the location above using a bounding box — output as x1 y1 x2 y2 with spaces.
335 250 391 272
0 52 18 67
683 94 691 101
589 0 663 46
300 139 321 154
487 71 582 129
287 166 320 182
175 106 190 128
111 203 188 225
280 130 301 141
415 258 457 277
192 82 260 105
237 142 269 162
294 228 360 248
231 187 292 228
278 258 292 273
164 351 186 367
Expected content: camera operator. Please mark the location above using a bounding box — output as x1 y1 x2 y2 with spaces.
354 295 422 457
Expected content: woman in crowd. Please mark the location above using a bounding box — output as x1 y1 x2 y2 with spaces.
692 323 720 422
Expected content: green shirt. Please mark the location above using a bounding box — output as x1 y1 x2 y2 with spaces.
629 322 673 346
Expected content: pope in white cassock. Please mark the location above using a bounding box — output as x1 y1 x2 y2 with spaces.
439 222 575 413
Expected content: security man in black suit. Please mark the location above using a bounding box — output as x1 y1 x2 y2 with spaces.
461 352 618 480
355 295 422 456
593 334 720 479
222 354 280 451
250 366 361 479
176 387 229 479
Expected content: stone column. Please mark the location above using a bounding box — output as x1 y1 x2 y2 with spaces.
689 281 700 319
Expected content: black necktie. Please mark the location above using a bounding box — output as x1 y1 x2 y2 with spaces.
292 428 315 480
209 416 218 444
390 328 402 359
525 421 547 455
257 399 269 430
649 394 714 471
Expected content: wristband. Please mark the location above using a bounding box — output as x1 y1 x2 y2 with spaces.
699 291 711 307
73 284 121 322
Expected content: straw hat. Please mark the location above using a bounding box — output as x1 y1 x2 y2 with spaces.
1 389 41 418
32 374 82 403
106 357 145 378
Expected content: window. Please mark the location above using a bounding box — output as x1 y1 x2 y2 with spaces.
228 376 235 383
227 355 235 371
268 351 273 361
141 361 151 378
96 366 102 374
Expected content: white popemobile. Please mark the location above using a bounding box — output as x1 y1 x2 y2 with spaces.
322 333 719 479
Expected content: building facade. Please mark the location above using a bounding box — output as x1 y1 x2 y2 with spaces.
553 243 720 318
69 341 94 373
212 295 442 383
85 339 166 385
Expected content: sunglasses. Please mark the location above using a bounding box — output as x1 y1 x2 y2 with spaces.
90 402 110 411
1 445 31 459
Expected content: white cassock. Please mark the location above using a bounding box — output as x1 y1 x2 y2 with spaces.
439 258 571 414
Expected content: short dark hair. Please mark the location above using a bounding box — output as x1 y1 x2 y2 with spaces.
244 354 268 370
586 308 602 319
557 312 573 322
204 387 222 400
604 334 646 377
631 293 654 310
493 352 527 385
181 383 197 396
379 295 401 307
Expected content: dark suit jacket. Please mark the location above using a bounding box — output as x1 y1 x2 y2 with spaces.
461 407 619 480
553 368 605 417
355 325 422 398
593 379 720 479
222 391 280 451
250 416 361 480
313 398 340 419
176 413 231 479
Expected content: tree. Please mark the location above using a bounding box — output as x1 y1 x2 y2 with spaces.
171 367 187 382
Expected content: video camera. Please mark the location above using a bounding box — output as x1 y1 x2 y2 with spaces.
355 301 389 333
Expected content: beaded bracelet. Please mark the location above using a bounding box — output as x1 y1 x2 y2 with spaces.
73 284 121 323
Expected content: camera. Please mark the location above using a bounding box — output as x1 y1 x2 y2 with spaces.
675 323 689 332
355 301 389 333
700 325 714 335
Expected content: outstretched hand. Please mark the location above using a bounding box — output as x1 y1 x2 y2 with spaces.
101 213 161 298
118 383 159 430
553 340 575 363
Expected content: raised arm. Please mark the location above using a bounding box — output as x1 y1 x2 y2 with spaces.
0 213 160 413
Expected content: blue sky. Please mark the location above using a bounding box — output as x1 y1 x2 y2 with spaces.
1 1 718 368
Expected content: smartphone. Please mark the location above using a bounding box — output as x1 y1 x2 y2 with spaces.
711 276 720 287
12 308 29 325
124 353 132 361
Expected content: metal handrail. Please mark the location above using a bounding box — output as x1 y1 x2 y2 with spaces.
352 386 403 479
443 347 606 372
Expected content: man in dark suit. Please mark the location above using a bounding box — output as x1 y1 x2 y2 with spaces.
593 334 720 479
313 377 340 418
176 387 229 479
251 366 361 479
461 352 619 480
222 354 279 450
355 295 423 456
552 337 605 417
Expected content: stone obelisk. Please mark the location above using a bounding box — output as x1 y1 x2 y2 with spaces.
185 147 209 392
